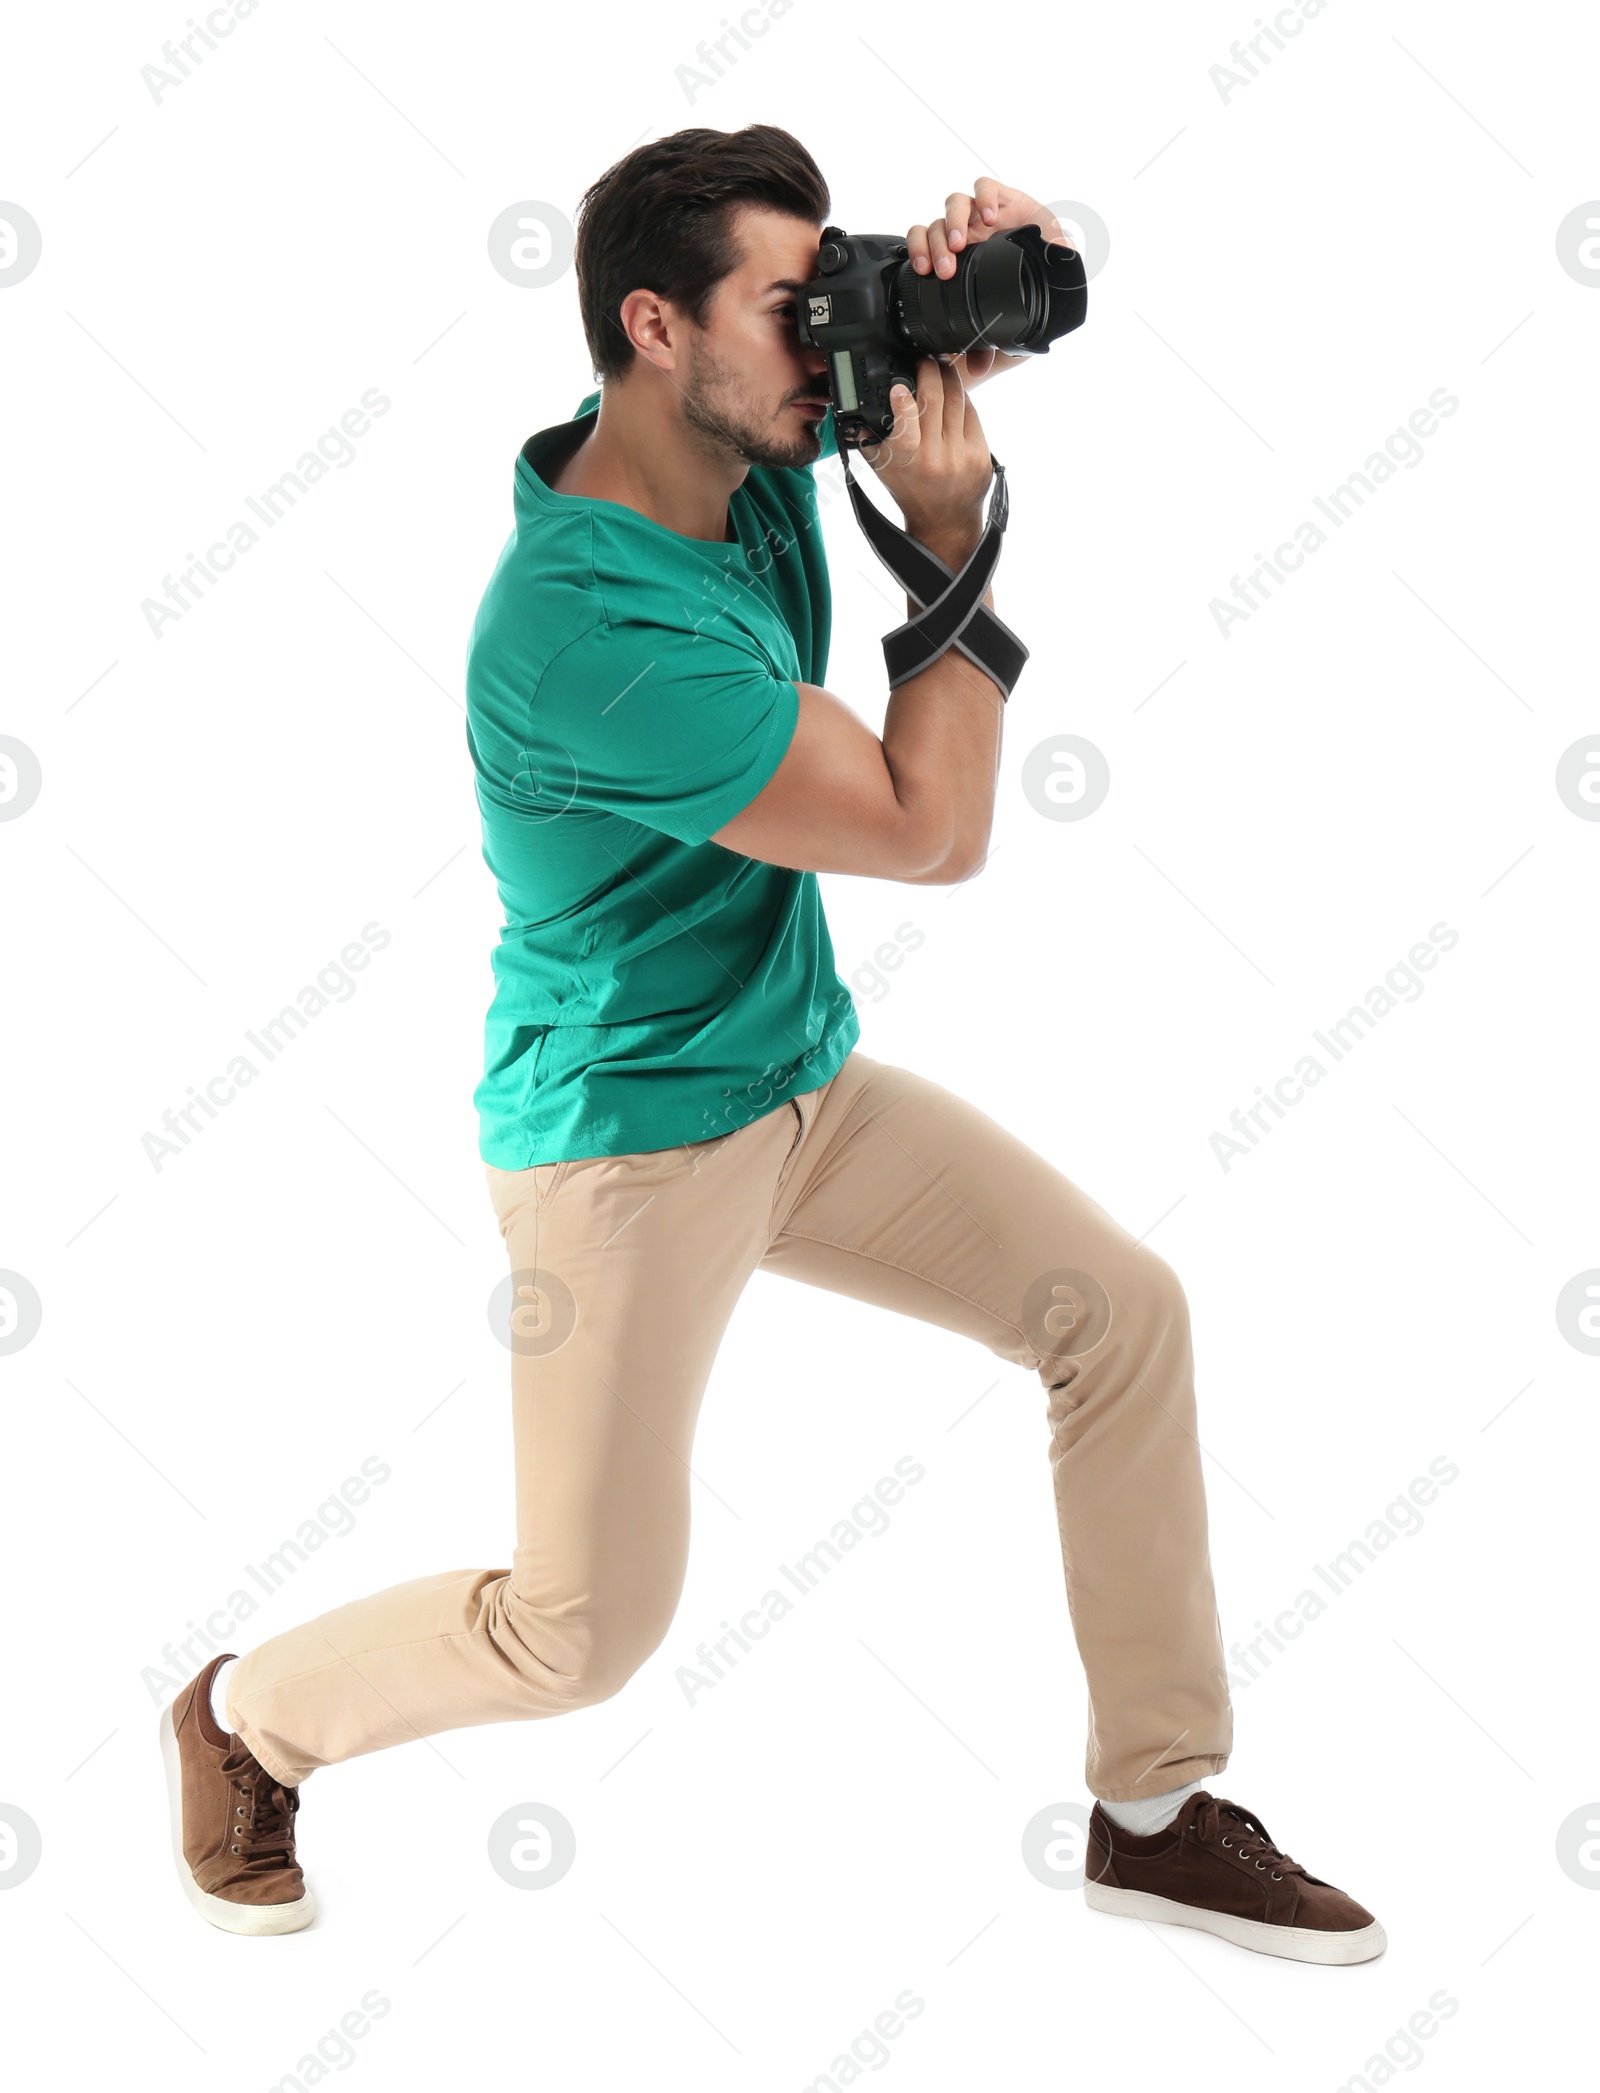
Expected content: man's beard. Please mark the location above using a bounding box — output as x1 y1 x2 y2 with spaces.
680 334 823 472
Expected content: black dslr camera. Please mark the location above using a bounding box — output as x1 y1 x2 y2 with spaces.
797 222 1088 446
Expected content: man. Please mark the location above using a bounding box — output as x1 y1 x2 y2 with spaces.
161 125 1383 1963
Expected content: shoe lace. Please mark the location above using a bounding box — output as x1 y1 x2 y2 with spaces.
219 1742 299 1871
1190 1795 1307 1884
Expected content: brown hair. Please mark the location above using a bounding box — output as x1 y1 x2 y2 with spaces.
573 125 830 381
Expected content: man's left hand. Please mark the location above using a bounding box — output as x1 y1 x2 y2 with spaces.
905 180 1074 387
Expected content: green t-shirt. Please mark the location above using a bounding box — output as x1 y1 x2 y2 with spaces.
464 391 859 1167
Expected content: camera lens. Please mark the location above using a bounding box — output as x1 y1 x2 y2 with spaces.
894 237 1047 357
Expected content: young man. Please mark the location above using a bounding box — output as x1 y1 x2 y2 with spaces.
161 125 1383 1963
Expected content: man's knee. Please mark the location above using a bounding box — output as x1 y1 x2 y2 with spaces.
1126 1246 1190 1338
1031 1243 1189 1386
500 1591 673 1711
563 1620 670 1708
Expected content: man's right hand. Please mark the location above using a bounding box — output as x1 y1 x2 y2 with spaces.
859 356 992 563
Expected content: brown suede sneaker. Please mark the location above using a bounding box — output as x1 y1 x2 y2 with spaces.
1085 1791 1384 1964
159 1652 314 1935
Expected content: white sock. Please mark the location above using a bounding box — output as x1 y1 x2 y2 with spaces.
209 1657 240 1734
1099 1777 1206 1835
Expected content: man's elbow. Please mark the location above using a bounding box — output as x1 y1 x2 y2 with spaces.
876 792 991 885
926 844 990 886
905 823 991 887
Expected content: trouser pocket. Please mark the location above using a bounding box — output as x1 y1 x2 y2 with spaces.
484 1157 571 1235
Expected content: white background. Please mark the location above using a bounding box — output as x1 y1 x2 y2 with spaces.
2 0 1597 2085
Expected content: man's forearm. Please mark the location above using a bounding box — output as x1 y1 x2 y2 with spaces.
881 518 1003 885
705 360 1007 888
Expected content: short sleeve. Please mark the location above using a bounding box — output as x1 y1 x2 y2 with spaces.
526 622 799 846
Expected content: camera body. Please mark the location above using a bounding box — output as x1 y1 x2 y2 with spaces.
797 221 1087 446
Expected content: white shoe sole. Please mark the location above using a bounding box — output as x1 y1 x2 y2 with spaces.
159 1705 315 1936
1084 1880 1385 1964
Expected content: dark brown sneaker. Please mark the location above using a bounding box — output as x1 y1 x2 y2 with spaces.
1085 1791 1384 1964
159 1652 314 1935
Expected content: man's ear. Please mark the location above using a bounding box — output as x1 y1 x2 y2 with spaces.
616 287 683 375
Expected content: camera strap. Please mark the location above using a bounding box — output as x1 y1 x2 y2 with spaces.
839 449 1028 699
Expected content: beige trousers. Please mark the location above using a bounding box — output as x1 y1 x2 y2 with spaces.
230 1052 1232 1800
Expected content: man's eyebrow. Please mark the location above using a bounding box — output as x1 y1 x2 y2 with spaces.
762 277 810 295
